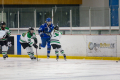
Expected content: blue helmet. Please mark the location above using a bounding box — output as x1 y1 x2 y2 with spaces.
46 18 52 22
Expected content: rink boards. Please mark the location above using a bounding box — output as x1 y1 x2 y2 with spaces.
0 35 120 60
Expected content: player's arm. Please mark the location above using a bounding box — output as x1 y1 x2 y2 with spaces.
26 33 38 48
48 25 54 33
59 31 62 39
32 33 38 44
7 28 11 36
5 28 11 39
38 24 44 33
25 33 34 46
38 25 44 37
50 30 54 37
28 38 34 46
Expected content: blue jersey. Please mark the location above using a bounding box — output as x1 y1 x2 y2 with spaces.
38 23 54 38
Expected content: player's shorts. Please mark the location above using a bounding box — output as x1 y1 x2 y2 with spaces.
20 43 31 49
51 44 61 49
0 41 7 46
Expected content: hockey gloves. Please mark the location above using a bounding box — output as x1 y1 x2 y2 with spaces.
33 44 38 49
5 33 10 39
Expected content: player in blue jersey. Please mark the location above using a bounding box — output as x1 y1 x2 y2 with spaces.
38 18 54 58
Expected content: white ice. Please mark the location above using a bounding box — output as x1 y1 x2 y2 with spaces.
0 58 120 80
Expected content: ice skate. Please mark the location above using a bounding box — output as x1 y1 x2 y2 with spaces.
30 56 36 60
3 54 8 60
63 54 66 61
47 53 50 59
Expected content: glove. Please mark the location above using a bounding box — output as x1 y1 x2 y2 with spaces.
38 29 42 34
3 33 10 39
5 33 10 39
33 44 38 49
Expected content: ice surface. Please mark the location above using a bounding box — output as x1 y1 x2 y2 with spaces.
0 58 120 80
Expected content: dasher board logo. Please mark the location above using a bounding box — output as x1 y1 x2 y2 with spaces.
87 36 116 57
88 42 115 50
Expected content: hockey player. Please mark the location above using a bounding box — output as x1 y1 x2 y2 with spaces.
50 25 66 60
20 27 38 60
38 18 54 58
0 21 11 59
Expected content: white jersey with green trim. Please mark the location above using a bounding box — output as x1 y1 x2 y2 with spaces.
0 27 11 41
20 32 37 46
50 30 62 45
0 31 6 39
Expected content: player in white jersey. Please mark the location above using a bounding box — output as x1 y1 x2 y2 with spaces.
50 25 66 60
20 27 38 60
0 21 11 59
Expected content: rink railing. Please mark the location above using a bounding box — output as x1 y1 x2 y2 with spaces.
1 7 120 35
9 26 120 35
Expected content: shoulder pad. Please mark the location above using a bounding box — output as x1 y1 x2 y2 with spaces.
27 32 31 38
5 27 9 30
33 32 35 35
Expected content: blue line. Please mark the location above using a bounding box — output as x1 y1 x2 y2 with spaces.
17 35 21 55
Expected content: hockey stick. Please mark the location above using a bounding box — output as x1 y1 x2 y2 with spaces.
2 0 4 22
52 5 59 25
36 48 38 61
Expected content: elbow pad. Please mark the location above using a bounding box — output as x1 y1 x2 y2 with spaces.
34 38 38 44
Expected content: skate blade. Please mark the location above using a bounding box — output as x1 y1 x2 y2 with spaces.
47 57 50 59
64 59 67 61
31 59 36 61
31 59 40 62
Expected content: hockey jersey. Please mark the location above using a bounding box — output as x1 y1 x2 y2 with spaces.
0 31 6 39
20 32 37 46
50 30 62 45
38 23 54 38
0 27 11 41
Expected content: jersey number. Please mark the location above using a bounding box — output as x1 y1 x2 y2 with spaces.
54 33 59 37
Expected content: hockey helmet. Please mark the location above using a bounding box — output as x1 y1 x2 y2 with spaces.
46 18 52 22
54 25 59 30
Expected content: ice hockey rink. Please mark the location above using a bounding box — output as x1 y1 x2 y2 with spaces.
0 58 120 80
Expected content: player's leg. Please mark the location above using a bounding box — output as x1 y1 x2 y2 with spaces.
39 38 46 49
47 38 51 58
21 43 36 60
29 47 36 60
57 45 66 60
51 44 59 60
55 48 59 60
61 50 66 60
1 41 8 59
26 46 36 60
2 45 8 59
